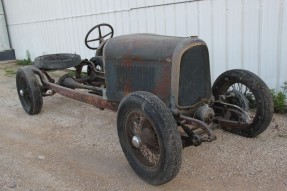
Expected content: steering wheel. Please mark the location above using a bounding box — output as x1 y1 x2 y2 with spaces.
84 23 114 50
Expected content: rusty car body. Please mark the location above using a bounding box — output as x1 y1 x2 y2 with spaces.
16 23 273 185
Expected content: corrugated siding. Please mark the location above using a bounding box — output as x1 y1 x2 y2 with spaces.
0 1 10 51
3 0 287 89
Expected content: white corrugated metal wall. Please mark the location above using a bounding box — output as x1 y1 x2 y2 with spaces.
0 1 10 51
3 0 287 90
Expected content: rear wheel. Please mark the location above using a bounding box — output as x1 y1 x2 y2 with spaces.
117 91 182 185
212 69 273 137
16 67 43 115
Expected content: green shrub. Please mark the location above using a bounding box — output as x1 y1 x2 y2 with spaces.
271 81 287 113
16 50 32 66
282 81 287 93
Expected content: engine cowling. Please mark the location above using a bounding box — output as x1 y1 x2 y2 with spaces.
103 34 211 108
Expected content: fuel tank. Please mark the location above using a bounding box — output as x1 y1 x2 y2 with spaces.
103 34 211 108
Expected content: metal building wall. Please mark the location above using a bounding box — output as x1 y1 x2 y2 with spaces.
0 1 10 51
3 0 287 89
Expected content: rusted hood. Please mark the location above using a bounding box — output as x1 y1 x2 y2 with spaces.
104 34 185 62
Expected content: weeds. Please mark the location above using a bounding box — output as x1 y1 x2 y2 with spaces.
16 50 32 66
67 70 76 76
66 69 87 77
270 81 287 113
5 69 17 76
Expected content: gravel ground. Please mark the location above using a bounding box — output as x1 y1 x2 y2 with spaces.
0 62 286 191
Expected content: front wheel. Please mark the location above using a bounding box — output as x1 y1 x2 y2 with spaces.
212 69 273 137
117 91 182 185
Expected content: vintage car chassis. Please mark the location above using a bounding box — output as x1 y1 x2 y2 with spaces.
17 54 273 186
16 23 273 186
27 62 256 148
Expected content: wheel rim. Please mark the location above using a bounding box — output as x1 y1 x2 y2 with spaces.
225 82 258 122
18 76 31 108
124 111 161 168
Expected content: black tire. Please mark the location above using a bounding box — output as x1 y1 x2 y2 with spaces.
16 67 43 115
34 53 81 70
212 69 273 137
117 91 182 185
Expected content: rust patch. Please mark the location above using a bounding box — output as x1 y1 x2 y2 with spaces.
30 66 118 112
46 82 118 111
153 63 171 102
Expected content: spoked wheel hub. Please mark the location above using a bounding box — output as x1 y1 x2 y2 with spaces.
225 89 250 111
132 135 141 148
19 89 24 96
225 83 258 122
126 111 160 167
18 77 32 108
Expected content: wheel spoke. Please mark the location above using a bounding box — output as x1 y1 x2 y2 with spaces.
238 83 243 92
98 27 102 38
244 86 248 95
87 38 100 43
139 145 160 165
225 83 258 123
22 89 30 99
231 84 236 91
125 111 160 167
102 31 113 38
19 78 31 106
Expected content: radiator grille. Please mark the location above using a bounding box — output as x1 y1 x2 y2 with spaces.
178 45 211 107
106 60 171 104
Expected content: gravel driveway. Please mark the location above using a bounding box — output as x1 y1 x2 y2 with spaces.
0 62 286 191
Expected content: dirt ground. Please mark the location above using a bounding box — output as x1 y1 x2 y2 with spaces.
0 61 286 191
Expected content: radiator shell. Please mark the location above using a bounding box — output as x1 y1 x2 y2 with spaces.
104 34 211 108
